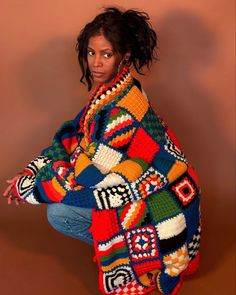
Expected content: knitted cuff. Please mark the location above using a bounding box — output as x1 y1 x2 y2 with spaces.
24 156 51 176
14 175 40 204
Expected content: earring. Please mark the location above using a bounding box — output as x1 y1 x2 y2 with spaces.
117 57 129 75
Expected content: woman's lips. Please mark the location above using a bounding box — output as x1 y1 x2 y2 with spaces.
92 71 104 77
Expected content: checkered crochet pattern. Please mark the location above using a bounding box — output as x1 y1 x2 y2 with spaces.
14 65 201 295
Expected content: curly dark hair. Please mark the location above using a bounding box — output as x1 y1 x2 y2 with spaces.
75 7 159 91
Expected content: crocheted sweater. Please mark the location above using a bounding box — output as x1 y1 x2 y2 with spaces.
14 66 201 295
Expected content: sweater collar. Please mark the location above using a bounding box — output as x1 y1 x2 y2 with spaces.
89 64 133 105
79 65 134 134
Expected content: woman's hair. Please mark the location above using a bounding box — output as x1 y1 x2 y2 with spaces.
76 7 159 91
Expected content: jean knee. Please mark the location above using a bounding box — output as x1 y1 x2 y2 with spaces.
46 203 93 245
47 203 65 227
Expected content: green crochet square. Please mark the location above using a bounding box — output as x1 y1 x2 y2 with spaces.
36 164 53 181
148 190 181 223
141 108 165 142
42 140 69 161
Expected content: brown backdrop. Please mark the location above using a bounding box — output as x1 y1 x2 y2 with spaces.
0 1 235 294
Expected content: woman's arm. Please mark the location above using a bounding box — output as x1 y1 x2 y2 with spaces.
13 103 190 209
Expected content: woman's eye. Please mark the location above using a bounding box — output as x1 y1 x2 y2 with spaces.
104 53 112 58
87 51 94 56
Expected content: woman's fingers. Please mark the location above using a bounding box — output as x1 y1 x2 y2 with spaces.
7 175 21 184
7 195 13 205
3 183 14 197
3 174 26 205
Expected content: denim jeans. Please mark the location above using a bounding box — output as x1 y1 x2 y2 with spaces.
47 203 93 246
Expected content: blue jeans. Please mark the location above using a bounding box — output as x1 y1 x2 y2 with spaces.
47 203 93 246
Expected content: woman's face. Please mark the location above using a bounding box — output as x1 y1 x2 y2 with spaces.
87 34 123 85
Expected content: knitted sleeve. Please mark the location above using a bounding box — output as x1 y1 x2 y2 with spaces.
14 101 189 209
13 107 85 203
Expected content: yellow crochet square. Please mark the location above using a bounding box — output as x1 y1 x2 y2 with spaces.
167 160 187 183
74 153 92 176
111 159 144 182
117 86 149 121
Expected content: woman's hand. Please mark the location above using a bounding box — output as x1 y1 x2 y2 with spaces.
3 173 27 205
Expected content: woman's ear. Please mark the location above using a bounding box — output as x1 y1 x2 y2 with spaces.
124 52 131 61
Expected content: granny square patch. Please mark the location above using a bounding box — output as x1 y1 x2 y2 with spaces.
92 143 123 173
94 184 134 209
103 265 135 293
131 167 167 200
125 226 159 263
127 128 160 163
171 175 197 206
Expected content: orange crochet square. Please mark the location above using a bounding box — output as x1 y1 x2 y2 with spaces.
117 86 149 121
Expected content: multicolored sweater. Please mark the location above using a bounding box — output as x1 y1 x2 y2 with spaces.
14 65 201 295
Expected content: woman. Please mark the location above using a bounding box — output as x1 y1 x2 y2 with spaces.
3 7 201 295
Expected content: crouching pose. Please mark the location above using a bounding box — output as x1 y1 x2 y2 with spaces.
4 7 201 295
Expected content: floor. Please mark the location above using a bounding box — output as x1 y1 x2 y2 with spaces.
0 197 235 295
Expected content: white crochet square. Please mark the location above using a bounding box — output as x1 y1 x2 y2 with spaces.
94 184 133 209
92 143 123 173
155 213 186 240
95 173 125 188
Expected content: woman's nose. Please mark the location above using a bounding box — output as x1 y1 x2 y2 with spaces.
93 54 102 67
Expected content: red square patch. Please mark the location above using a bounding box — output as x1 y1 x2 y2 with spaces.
133 260 162 277
91 209 121 241
127 128 160 163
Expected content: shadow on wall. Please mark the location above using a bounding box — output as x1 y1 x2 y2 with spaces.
15 35 88 113
144 9 235 276
0 7 235 294
1 36 89 184
0 36 98 294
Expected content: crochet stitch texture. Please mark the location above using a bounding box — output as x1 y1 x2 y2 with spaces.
14 65 201 295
